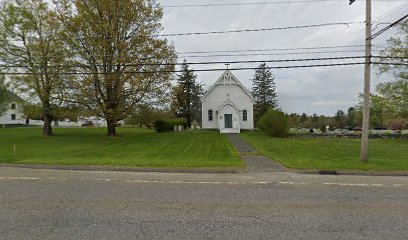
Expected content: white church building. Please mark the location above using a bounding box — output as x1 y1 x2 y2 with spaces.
201 70 254 133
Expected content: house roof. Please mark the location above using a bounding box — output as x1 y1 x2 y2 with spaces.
4 90 24 103
202 70 254 102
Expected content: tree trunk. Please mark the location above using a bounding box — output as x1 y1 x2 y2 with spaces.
186 115 192 128
42 108 53 136
107 119 117 137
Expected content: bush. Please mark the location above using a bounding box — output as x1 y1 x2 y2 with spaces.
155 118 187 133
259 110 289 138
320 124 327 133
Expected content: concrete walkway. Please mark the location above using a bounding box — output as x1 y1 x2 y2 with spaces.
226 134 287 173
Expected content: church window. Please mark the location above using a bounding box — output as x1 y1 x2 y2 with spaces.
208 110 213 121
243 110 248 121
10 103 16 110
11 114 16 120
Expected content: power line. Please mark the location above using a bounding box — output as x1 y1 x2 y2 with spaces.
2 62 407 75
177 44 379 54
162 0 406 8
159 22 363 37
178 49 382 58
1 56 404 69
0 45 386 59
0 21 365 44
370 13 408 39
0 56 369 68
372 2 408 24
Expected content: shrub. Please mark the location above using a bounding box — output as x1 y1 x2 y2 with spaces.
388 118 408 131
155 118 187 133
259 110 289 138
320 124 327 133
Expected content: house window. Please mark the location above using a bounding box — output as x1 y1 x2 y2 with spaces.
10 103 16 110
11 114 16 120
243 110 248 121
208 110 213 121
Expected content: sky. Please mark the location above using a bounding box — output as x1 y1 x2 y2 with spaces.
157 0 407 116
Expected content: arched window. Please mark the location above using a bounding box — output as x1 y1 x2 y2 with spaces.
10 103 16 110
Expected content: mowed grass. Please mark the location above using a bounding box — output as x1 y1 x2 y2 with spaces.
0 128 242 168
241 131 408 171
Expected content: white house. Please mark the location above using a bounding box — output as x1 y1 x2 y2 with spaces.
0 91 27 125
201 70 254 133
0 91 122 127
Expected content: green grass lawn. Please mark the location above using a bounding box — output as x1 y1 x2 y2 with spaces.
0 127 242 169
241 131 408 171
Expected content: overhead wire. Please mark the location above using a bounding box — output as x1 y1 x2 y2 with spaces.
4 63 408 75
370 13 408 39
0 21 366 43
372 2 408 24
176 44 384 54
162 0 407 8
1 56 405 69
0 45 386 59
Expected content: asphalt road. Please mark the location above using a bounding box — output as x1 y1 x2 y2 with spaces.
0 167 407 240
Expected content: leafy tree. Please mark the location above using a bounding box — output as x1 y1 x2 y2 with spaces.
377 20 407 81
55 0 177 137
347 107 356 127
370 20 408 129
0 0 68 136
171 60 203 128
334 110 346 128
375 79 408 120
311 113 319 128
125 104 174 129
355 79 407 128
23 104 79 122
300 113 307 127
388 118 408 131
318 115 328 128
0 75 9 116
251 63 278 121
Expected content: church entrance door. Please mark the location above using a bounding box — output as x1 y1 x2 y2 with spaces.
224 114 232 128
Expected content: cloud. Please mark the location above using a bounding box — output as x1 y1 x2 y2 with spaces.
159 0 405 115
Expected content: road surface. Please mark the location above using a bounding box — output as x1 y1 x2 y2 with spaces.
0 167 407 239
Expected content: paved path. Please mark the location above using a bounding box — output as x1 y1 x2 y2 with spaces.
0 167 407 240
226 133 287 173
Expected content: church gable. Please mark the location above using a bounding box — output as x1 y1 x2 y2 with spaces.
202 70 253 102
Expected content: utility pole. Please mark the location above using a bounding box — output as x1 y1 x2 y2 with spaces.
350 0 371 162
361 0 371 162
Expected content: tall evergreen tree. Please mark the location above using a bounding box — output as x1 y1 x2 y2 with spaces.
347 107 356 127
335 110 346 128
251 63 278 121
172 60 204 128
